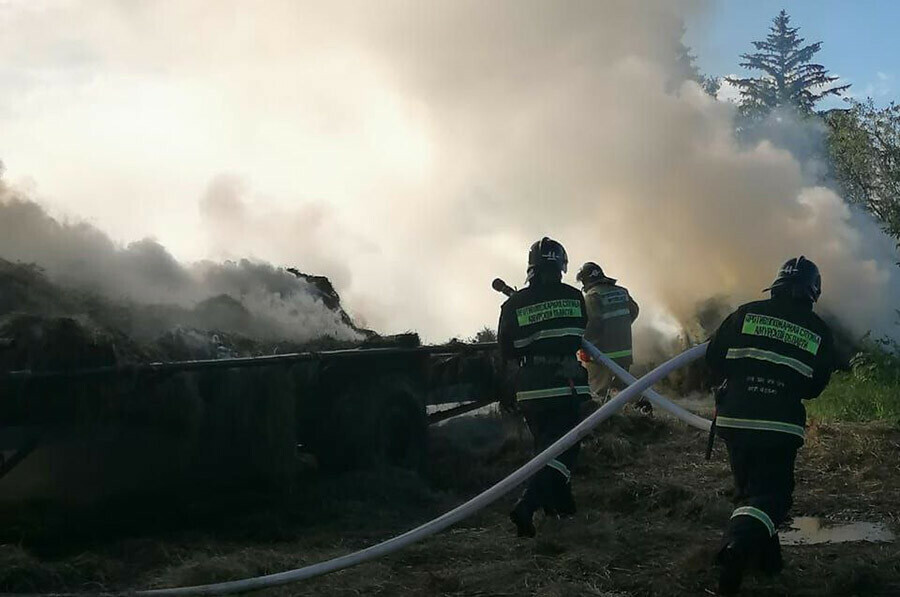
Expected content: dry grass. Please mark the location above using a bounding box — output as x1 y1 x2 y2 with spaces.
1 412 898 596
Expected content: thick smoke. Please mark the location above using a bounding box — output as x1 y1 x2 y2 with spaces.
0 176 361 343
338 0 900 343
199 174 365 293
2 0 898 346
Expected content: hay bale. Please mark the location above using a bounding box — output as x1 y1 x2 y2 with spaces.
0 315 299 502
190 365 298 489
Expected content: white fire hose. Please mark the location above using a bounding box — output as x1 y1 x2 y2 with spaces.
133 341 709 596
582 340 712 432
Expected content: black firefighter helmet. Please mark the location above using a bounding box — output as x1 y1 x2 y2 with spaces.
576 261 617 289
764 256 822 303
526 237 567 283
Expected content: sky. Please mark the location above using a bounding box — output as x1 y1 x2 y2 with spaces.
1 1 899 345
685 0 900 107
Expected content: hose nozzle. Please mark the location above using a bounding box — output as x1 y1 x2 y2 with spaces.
492 278 514 297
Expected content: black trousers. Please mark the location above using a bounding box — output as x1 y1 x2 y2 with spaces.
721 437 798 568
515 396 581 517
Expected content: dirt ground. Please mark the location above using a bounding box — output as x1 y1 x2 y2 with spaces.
1 410 899 597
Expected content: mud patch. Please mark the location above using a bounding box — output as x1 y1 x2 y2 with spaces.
782 516 896 546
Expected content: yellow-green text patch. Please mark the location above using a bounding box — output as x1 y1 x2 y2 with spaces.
741 313 821 355
516 299 583 326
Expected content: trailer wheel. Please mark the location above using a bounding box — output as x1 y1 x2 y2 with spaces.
317 377 426 472
374 383 427 471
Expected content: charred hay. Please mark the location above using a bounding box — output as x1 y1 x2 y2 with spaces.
0 312 302 502
0 260 383 503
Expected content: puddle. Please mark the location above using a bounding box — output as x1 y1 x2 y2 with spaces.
780 517 896 546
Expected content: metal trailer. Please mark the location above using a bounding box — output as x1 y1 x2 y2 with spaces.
0 339 505 495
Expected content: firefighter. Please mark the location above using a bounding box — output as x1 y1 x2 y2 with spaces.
498 237 591 538
706 256 835 595
575 262 645 410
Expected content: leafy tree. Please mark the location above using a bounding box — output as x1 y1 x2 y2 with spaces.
471 326 497 343
826 100 900 239
727 10 849 114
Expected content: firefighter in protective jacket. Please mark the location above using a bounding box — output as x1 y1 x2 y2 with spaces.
498 237 591 538
575 262 641 405
706 256 835 595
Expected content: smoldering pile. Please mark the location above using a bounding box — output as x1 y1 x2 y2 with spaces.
0 257 378 503
0 313 301 502
0 185 382 503
0 178 367 346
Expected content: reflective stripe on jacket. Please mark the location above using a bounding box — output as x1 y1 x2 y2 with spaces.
583 283 638 367
706 297 835 444
498 280 590 402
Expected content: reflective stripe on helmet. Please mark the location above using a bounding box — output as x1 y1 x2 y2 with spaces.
513 327 585 348
716 416 805 438
516 385 591 401
528 237 568 274
741 313 821 355
725 347 813 378
731 506 776 536
765 256 822 302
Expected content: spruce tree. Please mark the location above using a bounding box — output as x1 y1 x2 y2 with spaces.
727 10 849 114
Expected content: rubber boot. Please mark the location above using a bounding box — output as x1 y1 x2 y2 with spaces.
716 542 745 596
509 502 536 538
759 533 783 575
555 485 577 517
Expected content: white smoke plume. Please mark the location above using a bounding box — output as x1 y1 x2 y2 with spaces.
1 0 898 346
0 178 361 343
341 0 900 343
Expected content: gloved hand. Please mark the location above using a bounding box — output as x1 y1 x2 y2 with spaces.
498 387 518 413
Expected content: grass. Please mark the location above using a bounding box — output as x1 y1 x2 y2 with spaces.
808 339 900 424
4 411 899 596
808 372 900 423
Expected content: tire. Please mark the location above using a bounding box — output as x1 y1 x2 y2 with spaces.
373 384 427 471
316 376 427 472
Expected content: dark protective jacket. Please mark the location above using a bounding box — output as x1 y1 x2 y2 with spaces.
498 279 590 402
706 297 835 446
583 282 639 367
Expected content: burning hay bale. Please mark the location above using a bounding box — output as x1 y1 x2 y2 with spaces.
0 257 502 507
0 314 148 427
189 365 298 489
0 314 301 502
193 294 254 334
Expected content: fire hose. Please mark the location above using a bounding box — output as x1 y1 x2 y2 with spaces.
583 344 711 432
492 276 710 432
125 341 708 596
